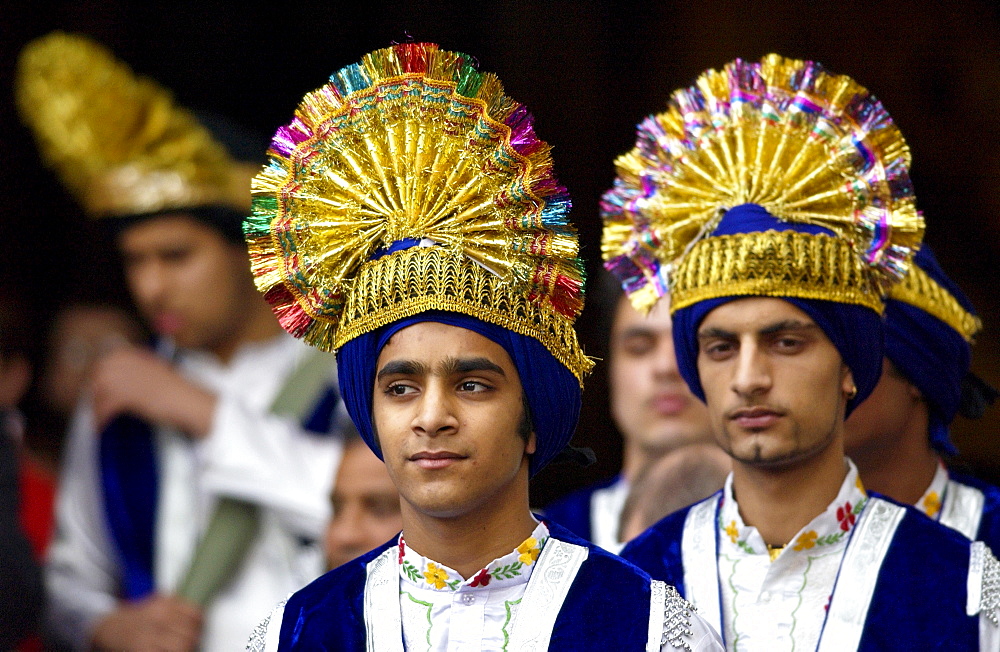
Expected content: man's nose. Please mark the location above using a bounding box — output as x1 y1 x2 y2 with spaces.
731 345 771 398
411 383 458 436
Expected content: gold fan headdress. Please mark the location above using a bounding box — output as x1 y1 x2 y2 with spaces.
602 54 925 314
245 43 591 382
15 31 253 218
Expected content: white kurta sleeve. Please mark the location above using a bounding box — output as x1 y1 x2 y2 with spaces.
247 599 286 652
196 392 343 539
44 404 120 650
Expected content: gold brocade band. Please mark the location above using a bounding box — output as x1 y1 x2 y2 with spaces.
890 266 982 342
333 246 593 384
670 231 885 315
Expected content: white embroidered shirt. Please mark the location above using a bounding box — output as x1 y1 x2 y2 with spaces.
716 461 867 651
397 521 547 651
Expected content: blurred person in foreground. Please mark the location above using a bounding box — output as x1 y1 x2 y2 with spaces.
845 245 1000 549
247 43 721 650
17 33 344 651
614 54 1000 648
544 271 719 552
324 432 401 571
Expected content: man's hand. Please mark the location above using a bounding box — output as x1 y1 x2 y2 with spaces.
90 347 216 438
90 594 203 652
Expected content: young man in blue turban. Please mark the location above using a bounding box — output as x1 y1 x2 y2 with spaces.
245 44 722 651
845 245 1000 548
17 34 345 650
605 54 1000 649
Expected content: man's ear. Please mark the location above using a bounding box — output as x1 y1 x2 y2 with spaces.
841 364 856 398
525 431 537 455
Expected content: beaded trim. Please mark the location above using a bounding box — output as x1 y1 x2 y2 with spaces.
979 543 1000 626
660 582 696 650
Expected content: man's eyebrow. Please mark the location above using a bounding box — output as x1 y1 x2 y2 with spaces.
759 320 819 336
376 360 427 381
617 326 656 339
441 356 506 377
697 327 735 340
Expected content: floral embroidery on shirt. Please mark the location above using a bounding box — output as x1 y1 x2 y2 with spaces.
836 501 856 531
793 530 818 551
517 537 541 565
470 568 491 587
856 475 866 494
423 562 450 590
923 491 942 518
396 522 549 593
725 520 740 543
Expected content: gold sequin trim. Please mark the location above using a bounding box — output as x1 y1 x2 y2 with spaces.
671 230 885 314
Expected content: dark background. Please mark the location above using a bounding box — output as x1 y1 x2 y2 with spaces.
3 0 1000 504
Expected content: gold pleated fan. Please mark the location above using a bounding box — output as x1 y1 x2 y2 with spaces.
602 54 924 314
246 43 591 381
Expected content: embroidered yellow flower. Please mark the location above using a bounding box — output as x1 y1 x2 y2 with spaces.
724 520 739 543
855 475 867 495
793 530 818 551
423 562 449 589
923 491 942 518
517 537 540 565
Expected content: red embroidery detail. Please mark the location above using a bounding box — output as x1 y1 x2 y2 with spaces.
398 538 405 564
470 568 491 587
836 502 856 532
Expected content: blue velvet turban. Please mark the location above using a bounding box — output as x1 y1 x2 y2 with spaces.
336 310 582 477
670 204 884 417
884 246 977 454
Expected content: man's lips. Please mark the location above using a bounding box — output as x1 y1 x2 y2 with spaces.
409 451 467 470
649 393 689 416
153 313 183 335
728 406 785 430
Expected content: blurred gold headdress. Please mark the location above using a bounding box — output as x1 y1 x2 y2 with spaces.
15 31 253 218
602 54 925 314
245 43 591 382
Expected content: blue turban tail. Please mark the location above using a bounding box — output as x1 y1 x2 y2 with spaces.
337 310 581 476
670 204 884 417
883 246 975 455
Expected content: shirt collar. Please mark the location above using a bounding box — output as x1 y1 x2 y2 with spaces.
397 521 550 592
718 458 868 559
915 461 949 519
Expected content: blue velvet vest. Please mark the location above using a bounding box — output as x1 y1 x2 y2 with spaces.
277 521 655 650
542 474 620 542
950 470 1000 552
621 494 981 650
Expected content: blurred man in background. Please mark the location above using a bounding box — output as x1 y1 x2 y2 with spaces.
845 246 1000 548
324 433 401 571
544 272 718 552
17 33 344 651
